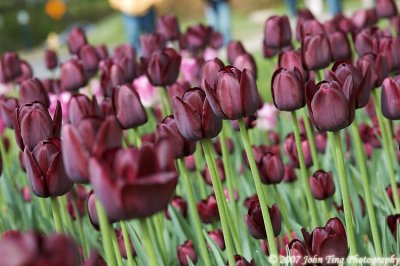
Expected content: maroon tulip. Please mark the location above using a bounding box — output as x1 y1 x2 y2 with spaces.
146 48 181 86
115 229 136 259
66 185 87 221
306 78 355 132
278 50 309 82
177 240 197 266
61 116 122 183
283 165 297 183
67 27 87 55
172 87 222 141
202 159 226 186
309 170 336 200
284 133 313 168
15 60 33 84
264 15 292 49
197 195 219 223
271 67 305 111
207 229 225 250
386 184 400 206
262 40 279 58
245 200 281 239
155 115 196 159
95 45 109 60
352 9 378 31
68 94 103 126
204 66 260 120
166 195 188 219
327 31 351 61
355 53 388 87
354 27 382 57
0 52 22 83
156 14 181 41
298 19 325 41
60 59 87 92
210 31 224 50
179 24 212 52
79 45 100 75
113 56 138 84
140 33 167 60
379 37 400 72
377 0 398 18
200 58 224 93
387 214 400 237
301 34 332 71
19 78 50 108
227 41 246 64
45 49 58 70
233 52 258 79
87 191 117 229
214 137 234 156
381 77 400 120
257 152 284 185
90 141 178 221
168 81 191 101
113 44 136 61
0 231 80 266
84 250 107 266
0 96 18 128
230 255 252 266
13 101 61 151
100 61 125 97
112 84 147 129
24 137 72 198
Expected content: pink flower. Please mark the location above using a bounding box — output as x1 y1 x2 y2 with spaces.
179 56 202 86
49 92 72 120
80 79 103 101
133 75 159 107
204 48 218 61
256 103 279 131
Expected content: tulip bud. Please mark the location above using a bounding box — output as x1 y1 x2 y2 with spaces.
262 40 279 58
100 62 125 97
233 52 257 79
84 250 107 266
166 195 188 219
156 14 181 41
210 31 224 49
115 229 136 259
146 48 181 86
19 78 50 108
15 60 33 84
179 24 212 53
386 184 400 206
327 31 351 61
387 214 400 237
60 59 87 92
356 53 388 88
271 68 305 111
0 52 22 83
79 45 100 76
177 240 197 266
245 200 281 239
0 97 18 128
197 195 219 223
227 41 246 64
381 77 400 120
301 34 332 70
202 159 226 186
67 27 87 55
45 49 58 70
377 0 398 18
278 50 309 82
264 15 292 49
200 58 224 93
284 133 313 168
258 152 284 185
298 19 325 40
140 33 167 60
283 165 297 183
95 45 109 60
309 170 336 200
208 229 225 250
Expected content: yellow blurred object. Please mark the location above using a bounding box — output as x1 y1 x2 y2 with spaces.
45 0 67 20
47 32 60 50
109 0 162 16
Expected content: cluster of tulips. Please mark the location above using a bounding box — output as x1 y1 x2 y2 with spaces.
2 0 400 265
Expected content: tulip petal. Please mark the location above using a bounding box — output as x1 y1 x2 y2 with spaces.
317 235 348 259
53 101 62 137
24 147 48 197
93 117 122 157
201 99 222 139
172 96 202 141
46 151 72 197
240 69 259 117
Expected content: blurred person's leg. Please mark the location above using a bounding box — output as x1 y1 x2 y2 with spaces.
205 2 218 30
217 1 231 45
141 7 156 34
327 0 342 15
123 13 141 51
285 0 297 17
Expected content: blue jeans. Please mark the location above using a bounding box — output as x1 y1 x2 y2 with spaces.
205 1 231 46
123 8 156 54
285 0 297 17
328 0 342 15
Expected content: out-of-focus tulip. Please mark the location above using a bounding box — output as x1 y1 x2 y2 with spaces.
278 50 308 82
202 159 226 186
284 133 313 168
271 68 304 111
0 96 18 128
165 195 188 219
354 27 382 57
115 229 136 259
208 229 225 250
256 103 278 131
214 137 234 156
230 255 252 266
376 0 398 18
156 14 180 41
264 15 292 49
210 31 224 50
352 9 378 31
381 77 400 120
133 75 159 108
356 53 388 88
298 19 325 41
15 60 33 83
67 27 87 55
327 31 351 61
233 52 257 79
146 48 181 86
168 81 190 103
245 199 281 239
13 101 61 151
386 184 400 206
283 165 297 183
21 186 31 202
306 79 355 131
301 34 332 71
90 141 178 221
0 52 22 83
100 62 125 97
155 115 196 159
45 49 58 70
66 185 87 221
180 55 204 86
257 152 284 185
309 170 336 200
112 84 147 129
60 59 87 92
197 195 219 223
177 240 197 266
84 250 107 266
172 87 222 141
179 24 212 53
0 231 80 266
95 45 109 60
140 33 167 60
24 137 72 198
227 41 246 64
79 45 100 76
387 214 400 237
68 94 102 126
262 40 279 58
184 155 196 171
19 78 50 107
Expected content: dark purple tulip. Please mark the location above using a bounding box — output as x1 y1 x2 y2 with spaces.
352 9 378 31
87 191 117 228
68 94 103 125
271 67 305 111
257 152 284 185
230 255 252 266
166 195 188 219
115 229 136 259
60 59 87 92
323 19 340 34
327 31 351 61
227 41 246 64
114 56 138 84
354 27 382 56
264 15 292 49
202 159 226 186
377 0 398 18
245 200 281 239
13 101 61 151
79 45 100 75
0 97 18 128
197 195 219 223
112 84 147 129
0 52 22 83
67 27 87 55
379 37 400 72
19 78 50 108
298 19 325 40
146 48 181 86
45 49 58 70
100 62 125 97
278 50 309 81
210 31 224 49
200 58 224 93
262 40 279 58
156 14 180 41
62 116 122 183
0 231 79 266
84 250 107 266
315 132 328 153
204 66 260 120
309 170 336 200
233 52 258 79
177 240 197 266
140 33 167 60
356 53 388 87
333 14 355 34
90 141 178 221
306 79 355 132
284 133 313 168
214 137 234 156
155 115 196 159
24 137 72 198
172 87 222 141
95 45 109 60
301 34 332 70
283 165 297 183
359 122 381 148
15 60 33 84
386 184 400 206
114 44 136 61
387 214 400 237
381 77 400 120
168 81 191 101
179 24 212 52
208 229 225 250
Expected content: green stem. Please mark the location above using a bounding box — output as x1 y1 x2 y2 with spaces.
196 171 208 200
132 128 142 148
237 119 279 265
50 197 64 233
59 196 75 235
95 199 117 266
73 201 89 258
301 108 320 170
322 201 331 220
159 87 172 116
372 90 400 211
201 139 236 266
291 111 319 227
350 118 382 257
39 198 50 219
121 221 135 266
152 214 167 264
332 131 358 256
139 219 159 266
177 158 212 266
111 225 124 266
272 186 291 241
